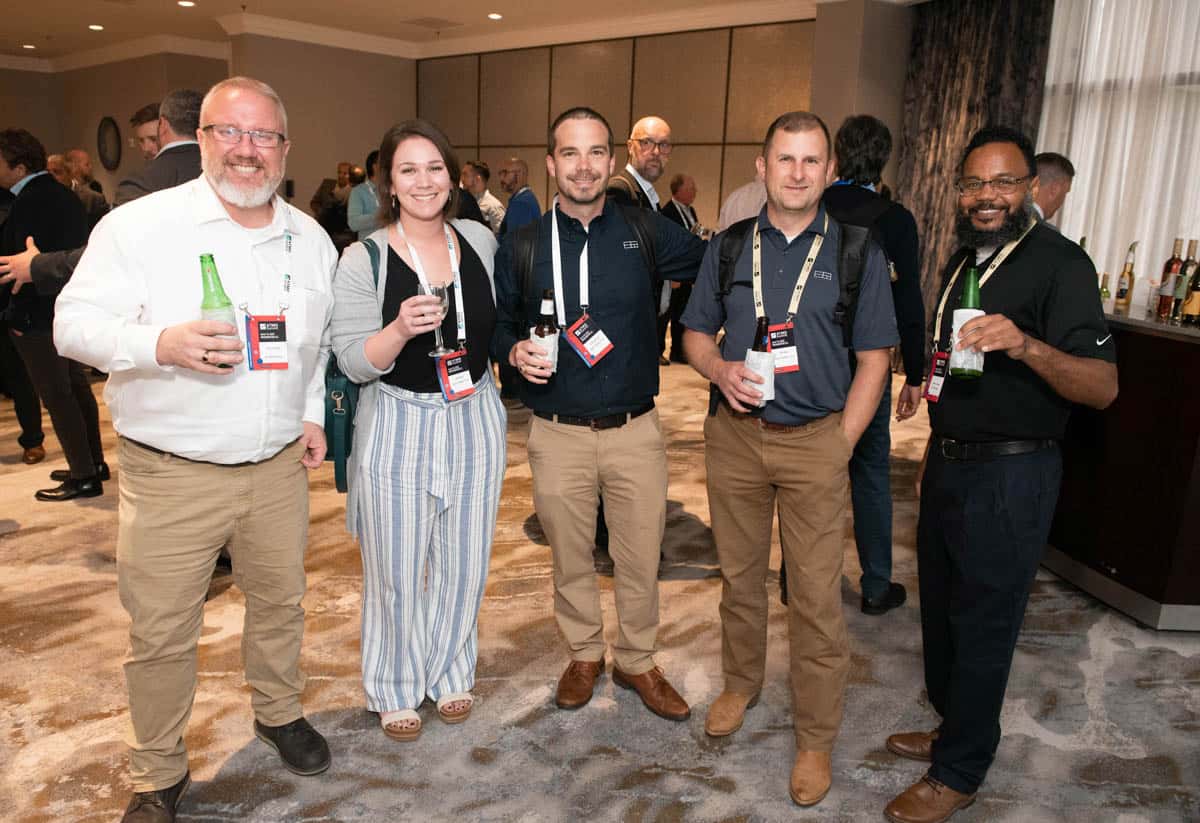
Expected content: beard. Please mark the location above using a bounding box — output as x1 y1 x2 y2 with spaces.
202 150 284 209
955 193 1035 250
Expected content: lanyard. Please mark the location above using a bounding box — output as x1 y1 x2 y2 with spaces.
237 229 293 316
550 202 589 327
397 222 467 348
751 214 827 323
931 219 1036 350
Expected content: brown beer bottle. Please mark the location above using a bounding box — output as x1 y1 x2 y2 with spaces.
533 289 556 338
752 316 770 352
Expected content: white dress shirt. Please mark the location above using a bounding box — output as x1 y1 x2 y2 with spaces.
717 179 767 231
625 163 661 209
54 176 337 464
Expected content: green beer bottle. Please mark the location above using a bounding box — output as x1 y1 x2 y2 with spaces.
199 253 236 369
949 265 984 379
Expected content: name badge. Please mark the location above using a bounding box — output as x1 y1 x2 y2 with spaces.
564 313 613 368
245 315 288 370
924 351 949 403
768 322 799 373
436 349 476 402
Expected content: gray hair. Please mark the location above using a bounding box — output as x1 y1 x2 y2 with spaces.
159 89 203 138
200 76 288 136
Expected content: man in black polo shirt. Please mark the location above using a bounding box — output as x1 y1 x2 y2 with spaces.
492 106 705 722
883 126 1118 823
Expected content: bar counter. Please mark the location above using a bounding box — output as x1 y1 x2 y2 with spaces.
1045 310 1200 630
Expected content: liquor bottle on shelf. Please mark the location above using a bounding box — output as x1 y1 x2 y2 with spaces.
1079 235 1087 252
1170 240 1197 325
1113 241 1137 315
1156 238 1184 321
1099 272 1111 301
1183 253 1200 326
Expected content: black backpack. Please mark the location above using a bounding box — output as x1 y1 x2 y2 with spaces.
510 205 658 328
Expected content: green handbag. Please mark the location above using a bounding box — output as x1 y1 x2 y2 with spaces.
324 237 380 493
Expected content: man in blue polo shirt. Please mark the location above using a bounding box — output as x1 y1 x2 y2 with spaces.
682 110 898 807
492 106 705 723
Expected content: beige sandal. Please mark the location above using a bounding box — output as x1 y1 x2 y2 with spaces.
435 693 474 724
380 709 421 741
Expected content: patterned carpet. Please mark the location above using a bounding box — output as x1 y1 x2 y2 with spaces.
0 367 1196 822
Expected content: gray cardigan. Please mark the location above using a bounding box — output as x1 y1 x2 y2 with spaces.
330 219 499 536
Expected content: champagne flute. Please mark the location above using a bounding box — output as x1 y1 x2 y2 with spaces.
422 282 453 357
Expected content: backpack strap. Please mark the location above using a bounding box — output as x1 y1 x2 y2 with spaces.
362 237 381 287
717 217 757 296
513 219 541 326
835 221 872 350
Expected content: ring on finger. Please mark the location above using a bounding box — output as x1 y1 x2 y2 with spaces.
201 351 210 364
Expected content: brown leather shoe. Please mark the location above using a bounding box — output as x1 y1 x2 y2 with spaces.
789 750 831 806
22 445 45 465
884 775 975 823
887 728 939 762
704 690 758 737
612 665 690 721
555 659 604 709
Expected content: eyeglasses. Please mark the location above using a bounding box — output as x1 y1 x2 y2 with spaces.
202 124 286 149
955 175 1029 196
632 137 673 155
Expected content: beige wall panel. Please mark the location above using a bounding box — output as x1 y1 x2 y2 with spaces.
726 22 815 144
549 40 633 141
57 55 174 197
631 29 729 143
231 34 415 219
720 144 763 215
811 0 865 142
480 49 550 147
418 55 478 148
650 145 723 230
478 146 549 215
858 0 914 187
1 69 63 155
162 54 228 98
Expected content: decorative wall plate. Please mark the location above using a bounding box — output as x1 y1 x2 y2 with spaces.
97 116 121 171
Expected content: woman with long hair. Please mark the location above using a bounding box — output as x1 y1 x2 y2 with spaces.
330 119 505 741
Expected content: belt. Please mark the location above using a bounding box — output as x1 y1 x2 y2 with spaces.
722 398 819 432
936 437 1056 461
123 437 261 467
534 402 654 431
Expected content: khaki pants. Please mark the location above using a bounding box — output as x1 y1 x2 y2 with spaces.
117 437 310 791
704 406 852 750
526 410 668 674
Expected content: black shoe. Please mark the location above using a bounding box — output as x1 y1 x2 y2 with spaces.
862 582 907 615
254 717 331 776
51 461 109 482
35 476 103 502
121 771 190 823
658 356 671 366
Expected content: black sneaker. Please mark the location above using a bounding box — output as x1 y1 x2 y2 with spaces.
254 717 331 776
862 582 907 615
121 771 190 823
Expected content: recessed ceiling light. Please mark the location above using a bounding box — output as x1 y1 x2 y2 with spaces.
88 24 104 31
178 1 195 6
488 13 502 20
22 44 36 50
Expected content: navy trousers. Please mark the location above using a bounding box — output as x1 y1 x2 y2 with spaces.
917 443 1062 794
849 385 894 600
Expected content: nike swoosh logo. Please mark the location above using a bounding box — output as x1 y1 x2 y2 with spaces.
1096 334 1112 346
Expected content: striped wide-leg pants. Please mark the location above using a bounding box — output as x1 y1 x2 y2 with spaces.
357 374 507 713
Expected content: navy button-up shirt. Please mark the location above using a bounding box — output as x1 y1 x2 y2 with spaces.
491 198 706 417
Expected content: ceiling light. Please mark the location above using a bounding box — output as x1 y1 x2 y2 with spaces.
178 1 195 6
488 13 502 20
88 24 104 31
22 44 36 50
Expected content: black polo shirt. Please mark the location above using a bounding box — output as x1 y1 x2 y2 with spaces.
490 198 706 417
929 223 1116 442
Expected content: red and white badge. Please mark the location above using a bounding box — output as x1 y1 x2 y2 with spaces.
768 322 798 374
564 313 613 368
436 349 476 402
245 314 288 370
924 351 949 403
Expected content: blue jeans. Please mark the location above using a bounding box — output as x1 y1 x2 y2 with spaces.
849 385 893 600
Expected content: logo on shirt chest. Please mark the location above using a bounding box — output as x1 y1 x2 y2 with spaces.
623 240 640 250
813 270 833 281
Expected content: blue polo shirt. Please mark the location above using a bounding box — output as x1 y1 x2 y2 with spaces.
681 205 898 425
491 199 706 417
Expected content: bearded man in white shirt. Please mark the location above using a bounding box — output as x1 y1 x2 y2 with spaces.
55 76 336 823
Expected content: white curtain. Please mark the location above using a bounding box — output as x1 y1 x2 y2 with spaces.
1039 0 1200 311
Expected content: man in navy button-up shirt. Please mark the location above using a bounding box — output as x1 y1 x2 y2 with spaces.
491 107 705 723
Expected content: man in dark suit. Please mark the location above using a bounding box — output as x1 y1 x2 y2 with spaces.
0 185 45 465
0 128 104 501
607 115 674 366
660 173 699 364
115 89 203 207
0 90 203 299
